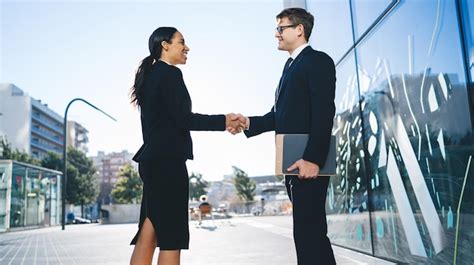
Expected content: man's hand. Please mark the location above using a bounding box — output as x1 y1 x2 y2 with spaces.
225 113 248 135
287 159 320 179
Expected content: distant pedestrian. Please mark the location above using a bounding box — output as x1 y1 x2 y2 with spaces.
197 195 211 225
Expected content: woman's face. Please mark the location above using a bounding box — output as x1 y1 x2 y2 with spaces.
163 31 190 65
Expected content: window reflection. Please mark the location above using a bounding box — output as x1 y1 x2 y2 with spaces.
326 52 372 253
307 0 473 263
350 0 396 39
306 0 353 62
460 0 474 79
356 0 473 263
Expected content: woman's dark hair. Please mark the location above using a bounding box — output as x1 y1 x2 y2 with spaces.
130 27 178 107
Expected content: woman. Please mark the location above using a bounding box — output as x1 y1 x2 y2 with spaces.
129 27 242 265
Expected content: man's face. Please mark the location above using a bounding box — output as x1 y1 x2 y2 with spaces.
275 17 301 52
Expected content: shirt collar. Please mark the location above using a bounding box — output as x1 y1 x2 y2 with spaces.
159 59 172 65
290 43 310 60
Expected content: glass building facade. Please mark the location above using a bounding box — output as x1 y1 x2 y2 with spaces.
302 0 473 263
0 160 61 232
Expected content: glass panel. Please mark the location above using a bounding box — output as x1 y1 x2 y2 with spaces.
25 168 52 226
0 165 7 230
326 52 372 253
10 163 26 227
51 175 60 225
25 168 39 226
460 0 474 79
356 0 474 263
306 0 353 62
0 188 6 231
0 165 7 189
460 0 474 117
351 0 395 39
0 162 9 232
41 174 51 226
0 216 5 230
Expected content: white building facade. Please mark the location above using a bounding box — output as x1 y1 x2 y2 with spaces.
0 83 88 159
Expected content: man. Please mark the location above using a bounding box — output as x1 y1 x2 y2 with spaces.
230 8 336 265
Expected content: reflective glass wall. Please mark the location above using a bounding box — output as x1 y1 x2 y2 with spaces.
305 0 474 263
0 163 11 231
0 160 61 232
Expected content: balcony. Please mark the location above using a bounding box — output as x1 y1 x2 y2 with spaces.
31 126 63 146
31 114 63 134
30 141 61 154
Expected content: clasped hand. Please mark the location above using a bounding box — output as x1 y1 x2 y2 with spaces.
224 114 320 179
225 113 248 135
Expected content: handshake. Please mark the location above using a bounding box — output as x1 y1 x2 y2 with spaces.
225 113 249 135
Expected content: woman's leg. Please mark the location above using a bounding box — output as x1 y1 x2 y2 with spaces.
130 218 157 265
157 250 181 265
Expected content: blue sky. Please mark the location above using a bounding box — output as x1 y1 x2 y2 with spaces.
1 0 290 180
3 1 464 181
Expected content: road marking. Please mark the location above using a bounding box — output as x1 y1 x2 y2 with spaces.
21 234 34 265
0 238 18 262
43 235 50 265
48 232 64 265
237 218 395 265
233 219 293 239
34 233 39 265
8 234 29 265
53 232 77 265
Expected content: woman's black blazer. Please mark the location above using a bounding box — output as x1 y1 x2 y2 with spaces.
132 61 225 162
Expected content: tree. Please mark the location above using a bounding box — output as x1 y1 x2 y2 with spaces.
189 172 208 201
41 148 98 216
66 147 98 207
41 151 62 170
232 166 256 203
0 138 13 159
111 164 143 204
0 138 11 158
0 138 41 166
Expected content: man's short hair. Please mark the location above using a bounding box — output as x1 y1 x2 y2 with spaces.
276 8 314 41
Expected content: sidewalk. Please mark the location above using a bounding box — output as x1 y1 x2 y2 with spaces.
0 216 395 265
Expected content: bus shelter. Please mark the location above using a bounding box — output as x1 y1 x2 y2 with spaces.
0 160 62 232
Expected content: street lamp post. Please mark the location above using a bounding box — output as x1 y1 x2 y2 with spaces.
62 98 116 230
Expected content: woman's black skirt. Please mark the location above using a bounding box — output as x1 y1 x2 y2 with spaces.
130 158 189 250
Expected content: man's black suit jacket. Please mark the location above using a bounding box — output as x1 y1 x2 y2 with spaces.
244 46 336 167
133 61 225 162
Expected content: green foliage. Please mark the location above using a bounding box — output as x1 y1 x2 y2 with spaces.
232 166 256 202
0 138 11 158
0 138 41 166
41 151 62 171
111 164 143 204
65 146 98 205
42 147 99 205
189 172 208 201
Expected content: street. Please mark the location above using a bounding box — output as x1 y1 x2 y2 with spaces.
0 216 394 265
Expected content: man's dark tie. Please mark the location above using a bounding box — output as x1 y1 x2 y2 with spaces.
274 57 294 111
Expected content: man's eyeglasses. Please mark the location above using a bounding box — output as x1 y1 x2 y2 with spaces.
275 24 298 34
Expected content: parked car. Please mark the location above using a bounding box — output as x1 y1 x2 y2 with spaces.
73 217 92 224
